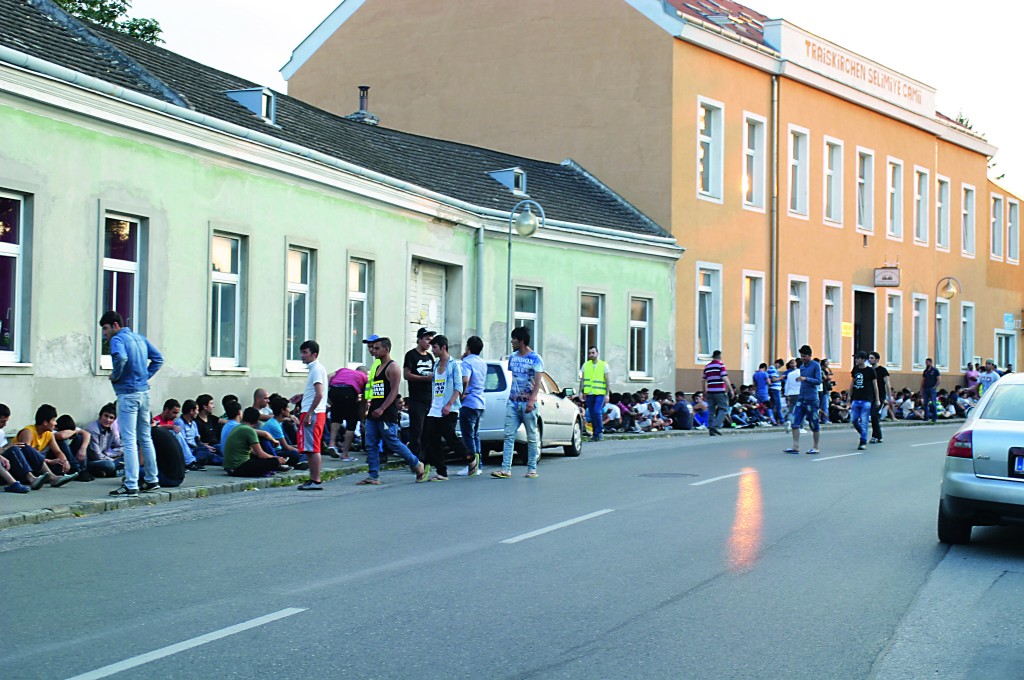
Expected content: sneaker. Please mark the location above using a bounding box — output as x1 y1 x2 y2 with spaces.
52 472 78 487
783 448 800 454
340 457 358 463
869 438 882 444
109 484 139 498
186 462 206 471
857 443 867 450
294 462 309 471
140 480 161 493
455 466 471 477
799 428 808 434
278 465 292 472
325 447 341 459
4 482 30 494
75 471 95 482
297 480 323 491
491 470 512 479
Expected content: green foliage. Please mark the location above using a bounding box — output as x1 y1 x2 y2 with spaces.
54 0 163 44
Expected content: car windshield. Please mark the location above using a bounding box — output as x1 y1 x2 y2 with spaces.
485 364 507 393
979 384 1024 421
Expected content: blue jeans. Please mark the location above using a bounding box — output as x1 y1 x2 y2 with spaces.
850 400 872 443
585 395 605 439
363 419 419 479
502 401 539 472
117 390 158 489
923 387 938 421
769 391 783 424
819 391 831 423
459 407 484 456
791 396 820 432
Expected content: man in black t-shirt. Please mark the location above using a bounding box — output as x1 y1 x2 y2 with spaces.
403 327 435 456
850 351 879 450
868 352 891 443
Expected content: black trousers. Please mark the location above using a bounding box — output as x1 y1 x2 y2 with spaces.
227 457 284 477
870 401 883 441
407 399 430 455
422 413 471 478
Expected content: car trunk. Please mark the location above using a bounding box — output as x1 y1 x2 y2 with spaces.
972 420 1024 481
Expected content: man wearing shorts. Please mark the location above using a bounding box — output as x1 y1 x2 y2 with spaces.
326 364 367 462
784 345 822 455
296 340 328 491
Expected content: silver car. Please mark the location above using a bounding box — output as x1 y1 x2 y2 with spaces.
938 371 1024 544
477 360 584 458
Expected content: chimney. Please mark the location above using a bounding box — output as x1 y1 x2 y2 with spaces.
345 85 380 126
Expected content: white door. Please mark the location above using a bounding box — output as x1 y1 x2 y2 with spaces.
408 260 446 348
742 275 763 383
742 327 756 384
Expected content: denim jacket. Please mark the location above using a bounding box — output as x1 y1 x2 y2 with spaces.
109 327 163 395
798 360 822 400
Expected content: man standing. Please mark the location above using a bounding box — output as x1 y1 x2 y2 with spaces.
404 327 436 458
849 351 879 450
459 336 486 476
976 359 1002 396
578 346 611 442
422 335 473 480
752 363 772 424
702 350 734 436
768 359 784 426
493 326 543 479
326 363 368 462
867 351 892 443
296 340 328 491
784 345 822 455
99 310 163 498
920 358 940 423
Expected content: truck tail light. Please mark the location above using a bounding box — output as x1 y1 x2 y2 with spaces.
946 430 973 458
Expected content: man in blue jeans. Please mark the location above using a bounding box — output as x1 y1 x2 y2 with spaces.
848 351 879 451
579 346 610 442
921 358 940 423
459 335 487 476
100 310 163 498
784 345 822 455
493 326 543 479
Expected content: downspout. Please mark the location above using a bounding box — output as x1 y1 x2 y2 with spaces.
476 225 484 339
769 74 780 361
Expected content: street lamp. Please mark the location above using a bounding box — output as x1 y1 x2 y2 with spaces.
936 276 961 301
506 199 544 356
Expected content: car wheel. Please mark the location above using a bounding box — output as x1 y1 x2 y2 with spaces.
563 418 583 457
937 502 972 544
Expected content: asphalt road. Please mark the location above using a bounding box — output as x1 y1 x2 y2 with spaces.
3 422 1023 679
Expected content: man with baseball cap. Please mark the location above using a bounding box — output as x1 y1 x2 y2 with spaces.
404 327 436 458
849 351 879 451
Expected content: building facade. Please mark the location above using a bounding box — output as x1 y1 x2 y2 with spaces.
285 0 1024 390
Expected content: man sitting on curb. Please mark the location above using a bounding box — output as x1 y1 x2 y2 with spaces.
224 408 291 478
84 403 124 478
2 403 76 489
18 404 78 482
54 414 94 481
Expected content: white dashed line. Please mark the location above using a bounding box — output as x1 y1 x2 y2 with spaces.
691 470 755 486
910 440 949 447
811 451 868 462
501 509 615 544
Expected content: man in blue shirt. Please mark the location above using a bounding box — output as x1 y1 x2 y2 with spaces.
767 359 784 425
99 310 163 498
459 335 487 476
493 326 544 479
752 363 772 423
921 358 940 423
784 345 822 455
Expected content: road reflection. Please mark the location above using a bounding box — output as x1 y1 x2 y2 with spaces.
727 467 762 572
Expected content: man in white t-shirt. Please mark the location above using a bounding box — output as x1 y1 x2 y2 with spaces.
296 340 328 491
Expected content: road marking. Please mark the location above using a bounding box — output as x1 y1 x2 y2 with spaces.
812 451 867 462
65 608 306 680
691 470 755 486
910 440 949 447
501 509 614 544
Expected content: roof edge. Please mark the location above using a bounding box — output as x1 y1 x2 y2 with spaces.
559 158 673 239
281 0 367 81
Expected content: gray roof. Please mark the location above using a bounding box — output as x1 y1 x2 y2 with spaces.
1 0 672 239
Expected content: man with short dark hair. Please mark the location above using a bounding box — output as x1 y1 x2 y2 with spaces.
224 408 291 477
18 404 77 482
921 357 941 423
579 346 611 442
849 351 879 450
422 335 473 480
459 335 486 476
296 339 328 491
404 327 436 458
702 350 734 436
867 351 891 443
218 401 243 453
152 399 181 429
784 345 822 455
84 403 124 477
175 399 207 471
493 326 544 479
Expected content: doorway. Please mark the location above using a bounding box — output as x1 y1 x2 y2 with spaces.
853 290 876 355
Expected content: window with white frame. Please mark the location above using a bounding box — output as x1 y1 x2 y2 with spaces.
743 114 766 209
935 177 950 250
696 265 721 360
788 126 809 216
210 234 243 367
962 184 976 256
823 284 841 363
0 193 24 362
697 98 724 201
885 292 902 369
285 247 312 367
788 278 808 358
824 139 843 224
996 330 1016 371
1008 200 1020 264
629 297 651 377
960 302 975 370
991 194 1004 260
934 299 950 370
579 293 603 366
515 286 541 353
101 215 143 367
856 148 874 232
887 159 903 239
911 294 928 369
913 167 929 243
348 258 372 365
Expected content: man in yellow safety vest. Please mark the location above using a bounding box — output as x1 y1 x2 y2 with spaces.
579 346 610 441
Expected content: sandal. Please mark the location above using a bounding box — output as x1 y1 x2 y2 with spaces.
467 454 480 477
429 474 448 481
783 448 800 454
806 449 820 455
416 464 431 483
524 470 538 478
356 477 381 485
490 470 511 479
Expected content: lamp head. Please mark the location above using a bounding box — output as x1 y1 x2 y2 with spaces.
939 278 958 300
513 206 540 237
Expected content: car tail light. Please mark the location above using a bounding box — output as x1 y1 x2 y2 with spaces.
946 430 973 458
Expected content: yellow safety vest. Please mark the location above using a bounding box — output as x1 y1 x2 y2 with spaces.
582 360 608 395
364 358 381 400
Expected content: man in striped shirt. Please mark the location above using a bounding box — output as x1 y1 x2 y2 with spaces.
702 350 734 436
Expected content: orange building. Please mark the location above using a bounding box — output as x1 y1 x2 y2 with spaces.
284 0 1024 390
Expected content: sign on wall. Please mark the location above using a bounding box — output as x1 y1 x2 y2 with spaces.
873 267 900 287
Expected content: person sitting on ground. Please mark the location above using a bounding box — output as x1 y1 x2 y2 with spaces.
616 394 636 432
692 392 709 429
224 407 291 477
0 403 74 490
54 414 94 481
602 396 623 432
670 392 694 430
175 399 209 470
260 394 304 468
0 404 30 493
251 388 274 423
18 404 78 483
194 394 222 464
84 403 124 478
218 394 239 428
152 399 181 429
828 391 850 424
218 401 243 454
147 425 187 488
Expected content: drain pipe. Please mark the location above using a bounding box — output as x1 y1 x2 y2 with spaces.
476 224 484 341
769 74 780 361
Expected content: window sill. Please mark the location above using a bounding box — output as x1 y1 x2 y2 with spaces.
207 363 249 376
0 362 33 375
285 363 309 375
628 374 654 382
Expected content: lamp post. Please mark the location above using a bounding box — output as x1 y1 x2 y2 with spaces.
506 199 544 356
934 276 962 365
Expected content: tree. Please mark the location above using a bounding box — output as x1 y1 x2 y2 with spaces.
956 111 1004 180
55 0 163 44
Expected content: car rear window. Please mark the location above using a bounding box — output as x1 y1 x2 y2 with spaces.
485 365 507 393
979 384 1024 421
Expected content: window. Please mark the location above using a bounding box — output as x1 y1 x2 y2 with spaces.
515 286 541 353
887 158 903 239
210 234 243 368
911 294 928 369
935 299 950 370
696 263 721 361
697 98 724 201
962 184 976 256
742 114 766 210
788 277 808 358
996 330 1016 371
1008 200 1020 264
960 302 975 370
285 247 312 368
885 292 902 369
991 194 1004 260
579 293 603 366
936 177 950 250
823 284 841 363
824 139 843 224
788 126 809 216
348 259 372 365
0 193 24 362
101 215 143 367
856 148 874 232
913 168 929 244
629 297 651 377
